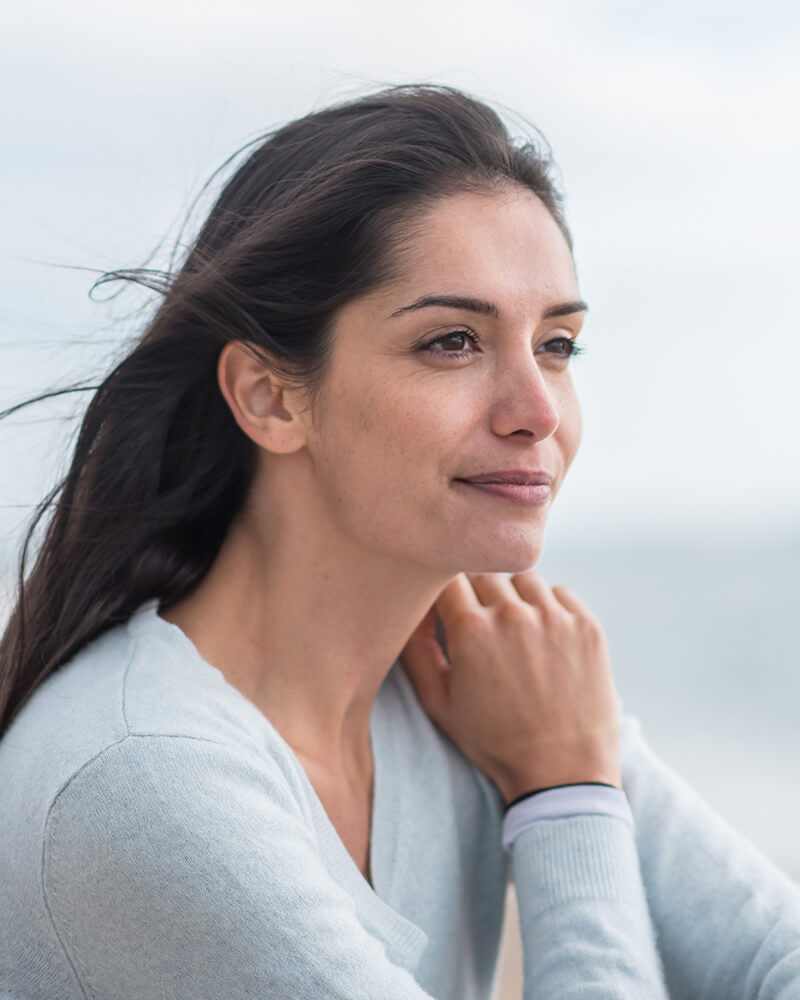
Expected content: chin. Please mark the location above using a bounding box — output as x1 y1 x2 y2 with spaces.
456 525 546 574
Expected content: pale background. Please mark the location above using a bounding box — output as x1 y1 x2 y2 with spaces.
1 2 798 996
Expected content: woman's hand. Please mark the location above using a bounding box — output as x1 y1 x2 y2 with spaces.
400 571 622 805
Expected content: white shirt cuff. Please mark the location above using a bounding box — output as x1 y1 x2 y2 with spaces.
502 784 634 851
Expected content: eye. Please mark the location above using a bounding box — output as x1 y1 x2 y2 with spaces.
537 336 585 360
419 329 481 360
418 330 585 363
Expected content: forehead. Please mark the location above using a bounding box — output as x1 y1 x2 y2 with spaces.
380 187 578 307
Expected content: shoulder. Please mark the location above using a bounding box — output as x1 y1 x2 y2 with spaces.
43 727 310 878
38 713 317 953
378 661 510 846
0 620 135 821
36 728 423 1000
380 659 505 814
1 605 314 886
0 614 320 998
2 603 301 804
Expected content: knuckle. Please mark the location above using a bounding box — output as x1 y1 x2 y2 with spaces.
513 570 546 599
493 599 533 628
579 612 604 638
451 608 485 634
536 599 565 627
580 624 609 662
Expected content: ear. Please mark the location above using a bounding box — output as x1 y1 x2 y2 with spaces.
217 341 309 455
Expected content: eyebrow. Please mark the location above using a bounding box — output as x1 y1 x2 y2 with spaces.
387 294 588 320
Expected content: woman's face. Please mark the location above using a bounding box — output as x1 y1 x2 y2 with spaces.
301 186 584 575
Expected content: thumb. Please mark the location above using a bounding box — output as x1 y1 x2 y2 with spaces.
399 607 450 721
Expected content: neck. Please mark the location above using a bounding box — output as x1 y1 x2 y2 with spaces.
159 505 452 783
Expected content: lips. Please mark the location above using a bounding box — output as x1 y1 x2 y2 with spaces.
457 469 554 486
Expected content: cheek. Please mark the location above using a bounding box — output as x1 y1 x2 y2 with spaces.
355 382 445 473
313 379 455 551
569 394 583 461
560 387 582 464
319 374 443 491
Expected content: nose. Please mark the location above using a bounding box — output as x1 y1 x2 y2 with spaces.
488 356 561 440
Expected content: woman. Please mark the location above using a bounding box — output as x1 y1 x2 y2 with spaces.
0 84 798 999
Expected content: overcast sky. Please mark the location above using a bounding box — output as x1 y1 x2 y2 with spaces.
1 0 798 561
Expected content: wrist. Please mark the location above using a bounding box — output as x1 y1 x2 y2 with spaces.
504 780 621 812
495 764 623 808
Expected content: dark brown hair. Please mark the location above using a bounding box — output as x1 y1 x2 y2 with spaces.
0 83 570 737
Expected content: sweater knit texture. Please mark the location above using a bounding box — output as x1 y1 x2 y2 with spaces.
1 600 799 998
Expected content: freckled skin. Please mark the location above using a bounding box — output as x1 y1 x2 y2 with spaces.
301 187 584 576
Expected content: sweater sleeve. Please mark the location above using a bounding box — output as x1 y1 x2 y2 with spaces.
510 811 670 997
620 713 800 1000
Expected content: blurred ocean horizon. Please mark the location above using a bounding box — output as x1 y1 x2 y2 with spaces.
1 528 798 880
537 532 800 881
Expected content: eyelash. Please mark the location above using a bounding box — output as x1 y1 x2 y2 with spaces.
419 329 585 362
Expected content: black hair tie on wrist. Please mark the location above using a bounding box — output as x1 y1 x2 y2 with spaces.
504 781 620 814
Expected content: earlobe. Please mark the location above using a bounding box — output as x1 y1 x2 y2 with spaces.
216 341 308 455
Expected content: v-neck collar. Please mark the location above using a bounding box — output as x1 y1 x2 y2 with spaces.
299 685 428 969
130 602 429 973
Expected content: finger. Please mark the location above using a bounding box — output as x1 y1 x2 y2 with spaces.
509 569 558 609
410 604 439 641
400 622 450 718
434 573 483 626
465 572 519 607
433 610 450 663
550 583 591 616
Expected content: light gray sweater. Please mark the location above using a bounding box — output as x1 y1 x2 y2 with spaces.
1 601 799 998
